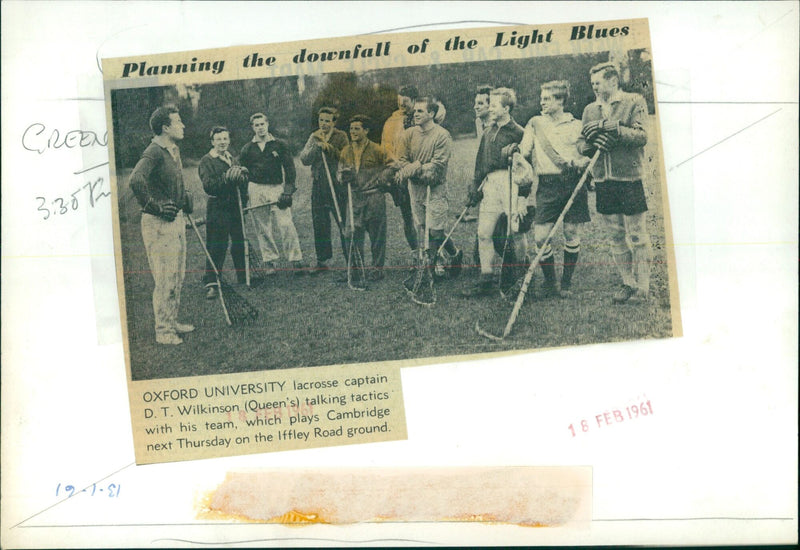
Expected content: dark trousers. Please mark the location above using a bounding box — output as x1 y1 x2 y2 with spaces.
311 182 347 263
203 199 245 284
390 184 418 251
344 193 387 268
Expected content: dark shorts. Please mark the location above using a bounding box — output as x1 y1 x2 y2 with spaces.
534 174 591 225
595 179 648 215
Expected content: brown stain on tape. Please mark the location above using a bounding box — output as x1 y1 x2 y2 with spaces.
197 467 591 527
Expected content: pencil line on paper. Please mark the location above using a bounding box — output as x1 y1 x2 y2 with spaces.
74 161 109 175
10 462 136 530
366 20 528 35
669 108 782 170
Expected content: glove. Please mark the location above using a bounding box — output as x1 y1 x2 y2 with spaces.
277 193 293 210
518 205 536 233
501 143 520 159
225 165 249 185
339 167 355 186
144 199 179 222
466 189 483 208
518 181 532 198
318 140 335 155
600 119 620 135
377 167 396 192
182 193 194 214
592 133 616 152
419 164 442 187
395 161 422 185
582 120 603 141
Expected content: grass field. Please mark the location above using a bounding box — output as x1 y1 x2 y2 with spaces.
118 127 676 381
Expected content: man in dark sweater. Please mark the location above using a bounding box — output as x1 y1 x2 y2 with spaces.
239 112 305 276
129 105 195 345
198 126 248 298
299 106 349 273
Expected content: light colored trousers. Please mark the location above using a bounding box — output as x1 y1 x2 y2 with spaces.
247 182 302 263
605 212 651 295
141 212 186 339
477 170 529 275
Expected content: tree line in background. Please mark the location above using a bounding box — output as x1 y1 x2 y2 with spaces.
112 48 654 169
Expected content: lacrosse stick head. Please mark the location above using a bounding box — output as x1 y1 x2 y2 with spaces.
347 239 367 291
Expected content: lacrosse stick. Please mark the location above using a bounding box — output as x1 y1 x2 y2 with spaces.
497 148 520 293
434 177 487 276
236 188 266 287
242 200 277 213
476 150 601 341
405 185 436 306
188 214 259 326
345 178 367 291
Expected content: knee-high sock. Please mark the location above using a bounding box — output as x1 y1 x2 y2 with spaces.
561 241 580 289
539 244 556 285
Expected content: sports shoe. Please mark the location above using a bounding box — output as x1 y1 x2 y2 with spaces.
291 260 308 276
460 275 494 298
205 285 218 300
446 248 464 279
156 333 183 345
559 282 573 299
175 323 195 334
311 260 329 275
262 262 277 276
612 284 636 304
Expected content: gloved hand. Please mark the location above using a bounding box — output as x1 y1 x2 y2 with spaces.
395 161 421 185
600 119 620 135
592 133 616 152
144 199 179 222
466 189 483 208
582 120 603 141
317 140 335 155
339 167 355 186
277 193 293 210
501 143 520 159
517 181 532 198
182 193 194 214
225 165 250 185
518 205 536 233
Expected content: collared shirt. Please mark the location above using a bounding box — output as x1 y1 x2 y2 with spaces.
208 148 233 166
520 112 584 176
239 133 297 192
578 90 648 182
299 127 349 188
339 138 387 195
130 136 187 210
473 116 524 189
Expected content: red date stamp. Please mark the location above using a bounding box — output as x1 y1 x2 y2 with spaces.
568 400 653 437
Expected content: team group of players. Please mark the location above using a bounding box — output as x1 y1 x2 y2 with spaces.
129 61 652 345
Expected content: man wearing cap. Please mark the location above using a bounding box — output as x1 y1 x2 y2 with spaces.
519 80 591 298
129 105 195 345
577 62 651 304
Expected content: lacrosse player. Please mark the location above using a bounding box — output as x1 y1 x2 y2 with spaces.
462 87 526 297
519 80 591 298
129 105 194 345
464 85 495 223
394 97 462 283
299 106 350 274
577 62 651 304
239 112 306 276
198 126 249 299
381 85 421 258
338 115 388 280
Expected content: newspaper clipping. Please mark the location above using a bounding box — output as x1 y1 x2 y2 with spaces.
103 18 680 464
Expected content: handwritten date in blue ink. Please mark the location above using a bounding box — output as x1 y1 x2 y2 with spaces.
56 482 121 498
36 176 110 220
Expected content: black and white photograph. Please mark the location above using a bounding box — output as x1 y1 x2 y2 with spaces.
108 24 679 382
